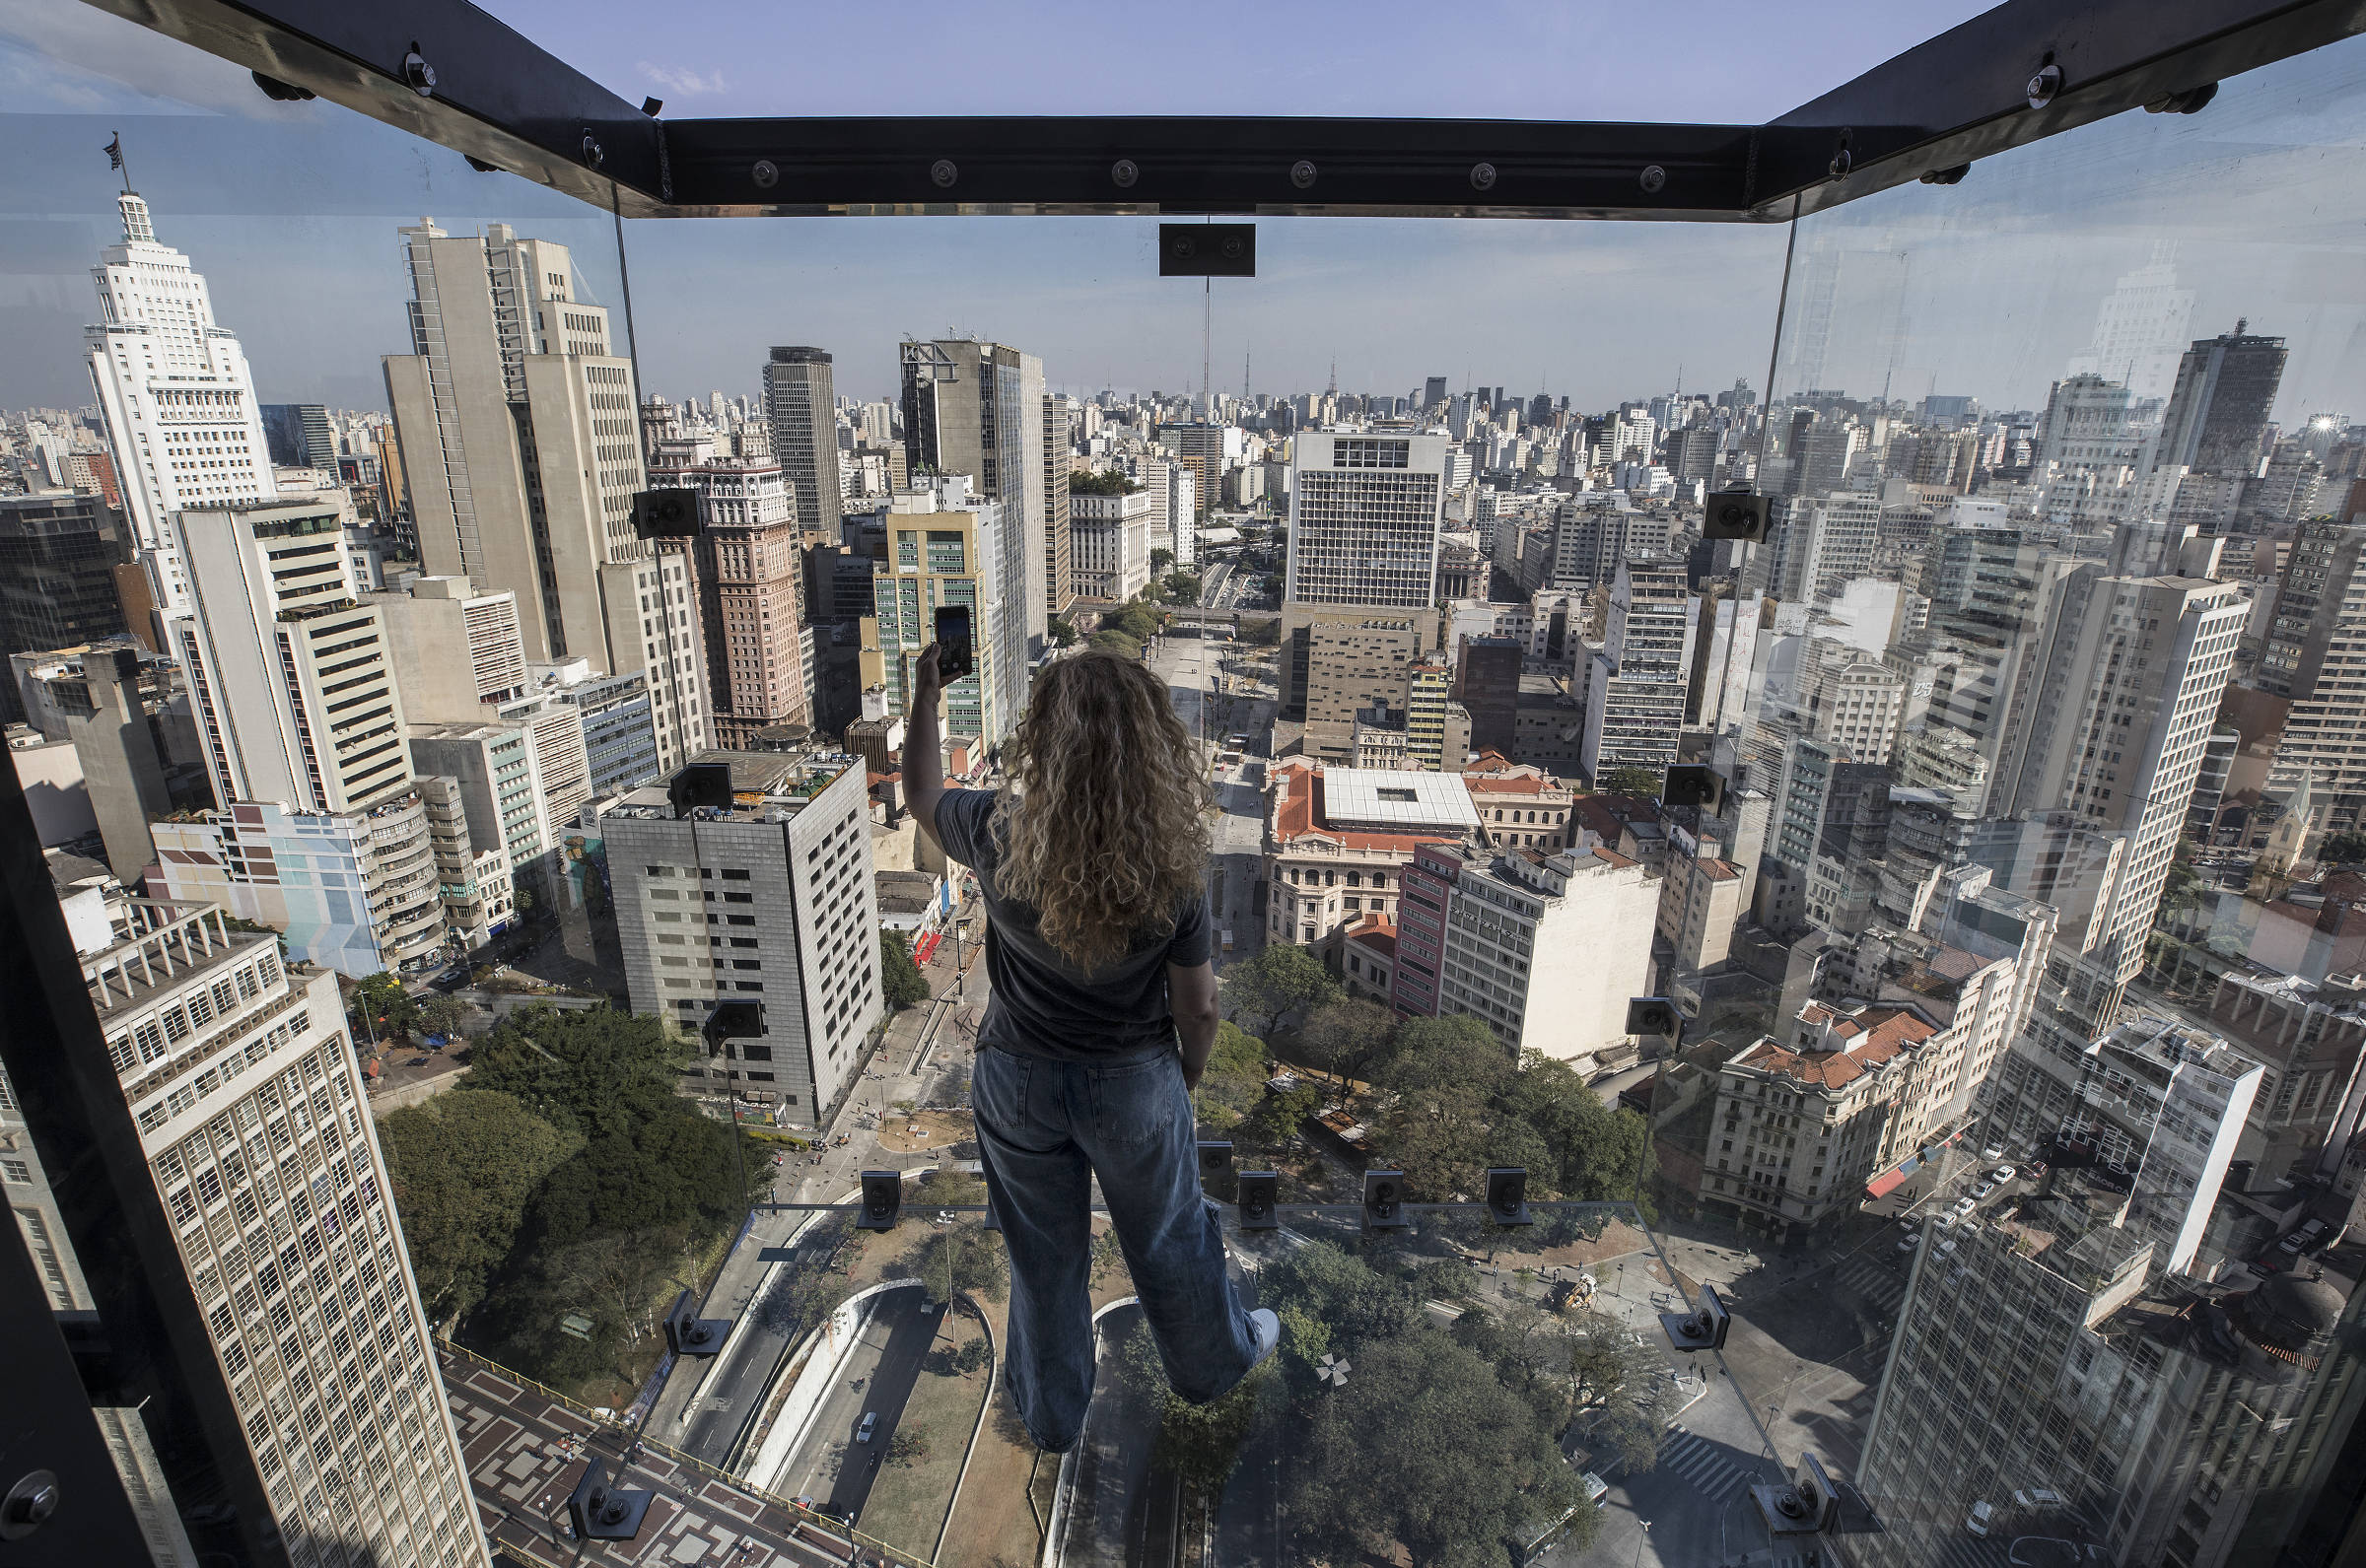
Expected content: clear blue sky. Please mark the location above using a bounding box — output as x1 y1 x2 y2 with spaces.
2 0 2360 426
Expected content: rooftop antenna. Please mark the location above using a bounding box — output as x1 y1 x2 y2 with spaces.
1328 355 1338 397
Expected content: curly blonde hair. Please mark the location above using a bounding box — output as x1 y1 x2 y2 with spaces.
990 648 1212 971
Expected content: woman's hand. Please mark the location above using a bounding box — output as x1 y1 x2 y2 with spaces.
913 641 943 713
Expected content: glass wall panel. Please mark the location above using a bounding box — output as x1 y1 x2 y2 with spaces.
9 4 2366 1568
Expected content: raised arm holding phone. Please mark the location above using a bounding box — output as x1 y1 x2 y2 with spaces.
904 641 1276 1455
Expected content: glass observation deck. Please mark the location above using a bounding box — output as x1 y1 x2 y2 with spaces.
4 3 2366 1568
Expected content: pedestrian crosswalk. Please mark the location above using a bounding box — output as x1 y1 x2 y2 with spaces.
1830 1254 1907 1315
1653 1426 1755 1503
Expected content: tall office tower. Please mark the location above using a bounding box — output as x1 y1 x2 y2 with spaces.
2258 518 2366 832
1799 642 1906 764
1988 570 2246 1036
85 191 276 614
1164 421 1228 531
1852 1016 2328 1568
78 902 492 1567
151 501 449 975
762 347 843 546
383 223 707 771
1542 501 1676 592
0 492 130 723
1285 432 1450 607
1069 487 1154 601
648 423 811 747
1280 433 1450 727
859 477 1019 744
2065 251 2196 399
1167 464 1198 569
1450 635 1524 758
899 340 1048 653
1041 392 1074 616
2156 320 2288 477
1401 660 1469 771
604 748 882 1125
1579 558 1696 783
259 404 336 471
1422 375 1448 410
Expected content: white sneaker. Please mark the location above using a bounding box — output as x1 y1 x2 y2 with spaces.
1247 1307 1281 1368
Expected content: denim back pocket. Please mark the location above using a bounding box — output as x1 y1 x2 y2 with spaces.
1086 1051 1180 1150
971 1046 1033 1135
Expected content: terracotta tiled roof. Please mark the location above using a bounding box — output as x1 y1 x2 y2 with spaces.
1588 848 1638 870
1736 1003 1936 1089
1344 914 1399 959
1694 858 1740 882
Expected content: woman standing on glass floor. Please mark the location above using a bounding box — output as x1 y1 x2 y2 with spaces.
905 643 1279 1454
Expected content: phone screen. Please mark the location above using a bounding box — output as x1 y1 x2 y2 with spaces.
934 604 974 681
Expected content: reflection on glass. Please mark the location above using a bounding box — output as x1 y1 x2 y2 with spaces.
1703 32 2366 1568
8 5 2366 1568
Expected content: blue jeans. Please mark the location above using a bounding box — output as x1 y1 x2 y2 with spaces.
969 1043 1257 1452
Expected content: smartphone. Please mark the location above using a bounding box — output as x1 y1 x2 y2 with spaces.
933 604 974 682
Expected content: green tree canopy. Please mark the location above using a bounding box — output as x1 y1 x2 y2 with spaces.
1289 1327 1582 1567
1594 766 1662 795
1365 1021 1651 1201
1223 942 1342 1037
880 929 932 1010
1193 1019 1271 1134
1166 572 1203 606
380 1089 577 1323
2324 832 2366 866
1111 602 1163 643
1069 469 1141 496
912 1223 1009 1304
1150 546 1175 572
1047 615 1079 648
1240 616 1282 648
350 971 419 1039
1088 628 1142 656
1297 996 1397 1090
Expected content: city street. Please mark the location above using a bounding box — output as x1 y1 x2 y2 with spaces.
771 1286 945 1530
664 1206 848 1466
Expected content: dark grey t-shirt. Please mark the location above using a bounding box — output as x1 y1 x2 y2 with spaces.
932 788 1211 1061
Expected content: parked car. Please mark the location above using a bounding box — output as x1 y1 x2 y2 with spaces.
1966 1500 1994 1537
2013 1487 2065 1509
857 1412 877 1443
1992 1165 2017 1183
1898 1236 1919 1253
2279 1233 2307 1255
1935 1213 1958 1230
1973 1182 1996 1199
1983 1144 2006 1162
1955 1196 1979 1216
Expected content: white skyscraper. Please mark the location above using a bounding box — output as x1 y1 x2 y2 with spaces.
85 190 277 614
2065 250 2196 401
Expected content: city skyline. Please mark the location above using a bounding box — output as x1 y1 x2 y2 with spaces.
4 8 2361 424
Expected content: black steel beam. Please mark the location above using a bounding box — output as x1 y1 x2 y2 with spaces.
659 115 1765 220
80 0 667 214
1759 0 2366 216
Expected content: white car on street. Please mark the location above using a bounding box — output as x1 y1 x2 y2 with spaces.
1955 1196 1979 1216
